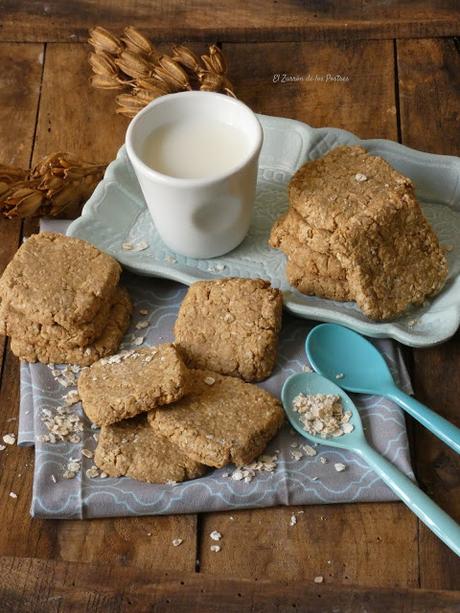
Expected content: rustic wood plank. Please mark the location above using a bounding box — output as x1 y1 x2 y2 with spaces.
0 43 43 393
0 42 197 573
0 1 459 43
397 37 460 590
225 40 398 139
199 39 418 587
0 556 459 613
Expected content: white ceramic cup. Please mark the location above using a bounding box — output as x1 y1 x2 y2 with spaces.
125 91 263 259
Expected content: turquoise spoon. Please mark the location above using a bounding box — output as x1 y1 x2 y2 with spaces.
281 372 460 556
306 324 460 455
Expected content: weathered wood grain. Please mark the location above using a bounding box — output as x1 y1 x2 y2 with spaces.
0 43 198 573
0 1 458 43
224 40 398 139
199 39 418 588
397 37 460 590
0 556 459 613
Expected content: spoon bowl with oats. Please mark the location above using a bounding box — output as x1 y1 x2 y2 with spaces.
281 371 460 556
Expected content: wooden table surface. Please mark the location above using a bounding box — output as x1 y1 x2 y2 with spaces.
0 2 459 611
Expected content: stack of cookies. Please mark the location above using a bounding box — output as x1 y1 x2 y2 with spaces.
269 145 448 320
0 232 132 366
77 278 285 484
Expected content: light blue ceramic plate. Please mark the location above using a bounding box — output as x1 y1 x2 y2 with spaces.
67 114 460 347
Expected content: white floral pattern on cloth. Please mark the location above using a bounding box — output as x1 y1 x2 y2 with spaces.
18 274 414 519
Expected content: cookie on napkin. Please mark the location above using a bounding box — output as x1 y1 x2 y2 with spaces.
148 369 284 468
94 415 207 483
174 278 283 382
79 344 191 426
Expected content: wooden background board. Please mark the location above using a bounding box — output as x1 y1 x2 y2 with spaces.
0 5 459 609
0 1 459 42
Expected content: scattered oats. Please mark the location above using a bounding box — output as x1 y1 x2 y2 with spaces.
86 466 99 479
135 320 149 329
407 318 418 328
319 456 328 464
231 469 244 481
292 394 352 438
81 448 94 459
289 514 297 527
210 545 221 553
204 376 216 386
214 263 225 272
335 373 344 380
290 449 303 461
164 255 177 264
302 444 317 457
334 462 346 472
342 423 354 434
210 530 222 541
63 470 77 479
302 364 313 373
132 336 144 346
311 476 319 481
314 576 324 584
139 308 149 315
354 173 367 182
69 434 81 444
63 390 80 406
229 451 279 483
222 472 229 478
2 433 15 445
123 240 149 252
166 480 177 486
9 492 17 499
99 471 108 479
0 445 6 451
68 461 81 472
50 474 57 484
172 538 183 547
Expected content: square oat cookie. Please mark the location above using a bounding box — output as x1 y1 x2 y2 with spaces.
79 344 191 426
174 278 283 382
10 287 132 366
148 369 284 468
0 232 121 328
94 415 207 483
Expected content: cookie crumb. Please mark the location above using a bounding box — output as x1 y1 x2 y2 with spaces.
9 492 17 499
210 544 221 553
210 530 222 541
172 538 183 547
335 372 344 380
354 173 367 182
3 433 16 445
289 514 297 527
314 576 324 584
135 320 149 330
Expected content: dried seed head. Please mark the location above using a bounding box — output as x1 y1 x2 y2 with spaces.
172 45 202 72
202 44 227 75
122 27 157 58
156 55 191 90
89 73 125 90
115 50 154 79
3 188 44 218
88 51 119 77
88 26 123 55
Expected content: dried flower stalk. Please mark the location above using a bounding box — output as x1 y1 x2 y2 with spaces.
0 153 106 219
88 26 236 117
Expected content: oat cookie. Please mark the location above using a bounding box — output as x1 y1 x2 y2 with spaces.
270 145 447 319
174 278 283 382
0 232 121 327
79 344 191 426
94 415 207 483
148 369 284 467
10 287 132 366
0 292 113 348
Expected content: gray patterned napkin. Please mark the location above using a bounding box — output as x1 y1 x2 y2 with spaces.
17 224 414 518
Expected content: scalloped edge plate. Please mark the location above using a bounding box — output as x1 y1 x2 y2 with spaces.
67 114 460 347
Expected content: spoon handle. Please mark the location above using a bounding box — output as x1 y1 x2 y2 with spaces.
385 385 460 455
357 441 460 556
